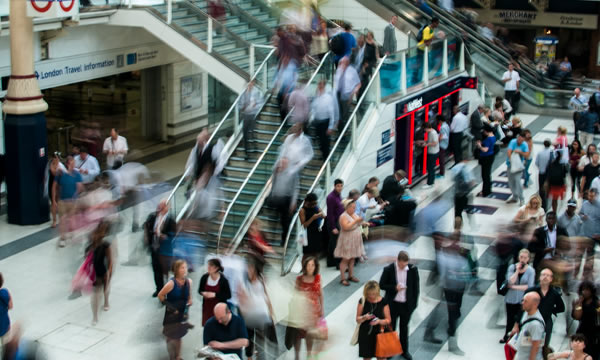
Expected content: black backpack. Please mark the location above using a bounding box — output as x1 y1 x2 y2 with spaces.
330 34 345 56
416 24 428 42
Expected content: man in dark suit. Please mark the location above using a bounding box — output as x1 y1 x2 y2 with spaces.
528 211 568 271
144 199 177 297
379 251 420 360
380 170 407 203
470 104 485 142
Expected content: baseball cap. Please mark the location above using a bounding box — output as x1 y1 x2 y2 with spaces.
567 199 577 207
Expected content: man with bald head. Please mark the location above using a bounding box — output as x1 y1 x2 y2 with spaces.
526 268 564 347
511 292 546 360
203 303 249 359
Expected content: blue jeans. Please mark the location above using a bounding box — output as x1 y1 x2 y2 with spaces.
522 158 532 186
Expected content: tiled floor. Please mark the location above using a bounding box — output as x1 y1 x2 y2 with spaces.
1 114 598 360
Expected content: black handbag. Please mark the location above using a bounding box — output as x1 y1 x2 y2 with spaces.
498 280 509 296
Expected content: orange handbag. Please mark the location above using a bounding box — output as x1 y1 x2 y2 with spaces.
375 325 403 358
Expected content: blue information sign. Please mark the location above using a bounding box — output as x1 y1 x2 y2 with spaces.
376 143 394 167
381 129 391 145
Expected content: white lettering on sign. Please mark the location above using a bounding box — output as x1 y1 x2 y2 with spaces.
406 97 423 112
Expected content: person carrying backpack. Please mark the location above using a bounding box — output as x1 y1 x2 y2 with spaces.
545 150 569 213
412 17 439 84
331 22 356 66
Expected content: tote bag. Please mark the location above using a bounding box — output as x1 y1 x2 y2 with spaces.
509 152 524 173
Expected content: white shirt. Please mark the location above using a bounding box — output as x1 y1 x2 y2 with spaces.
103 135 128 168
502 70 520 91
334 64 361 101
569 94 589 111
357 193 380 220
74 154 100 184
427 129 439 154
311 89 337 130
240 86 264 115
590 176 600 194
394 262 408 303
450 112 469 133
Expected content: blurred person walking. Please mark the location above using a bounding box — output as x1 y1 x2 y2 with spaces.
500 249 535 344
571 281 600 359
355 280 391 360
0 273 13 348
158 259 193 360
52 156 84 247
299 193 326 262
102 128 128 170
271 123 314 246
310 20 329 59
382 16 397 56
569 140 585 199
311 77 337 161
87 221 113 326
334 56 361 129
559 199 582 237
332 22 357 66
525 268 565 347
326 179 345 268
199 258 232 327
506 133 529 206
246 219 274 264
144 200 176 297
476 125 496 197
422 122 439 189
379 251 419 360
545 152 569 213
334 199 364 286
48 153 66 228
438 115 450 177
74 146 100 185
287 83 310 126
240 79 264 159
579 152 600 197
450 105 468 164
293 257 325 360
239 258 277 360
536 139 554 210
529 212 567 271
502 63 520 112
451 159 475 220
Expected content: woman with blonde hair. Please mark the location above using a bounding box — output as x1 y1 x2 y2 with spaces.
334 199 364 286
356 280 391 360
513 194 546 227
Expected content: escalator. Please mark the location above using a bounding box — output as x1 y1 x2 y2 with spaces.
168 53 334 253
363 0 576 110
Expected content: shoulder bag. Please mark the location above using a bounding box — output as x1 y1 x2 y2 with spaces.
350 296 365 345
375 325 403 358
510 152 524 173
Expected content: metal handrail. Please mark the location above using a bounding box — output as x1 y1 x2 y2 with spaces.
165 47 277 207
220 51 333 255
216 107 294 252
280 54 388 275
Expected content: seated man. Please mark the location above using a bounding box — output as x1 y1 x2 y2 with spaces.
203 303 249 359
384 186 417 228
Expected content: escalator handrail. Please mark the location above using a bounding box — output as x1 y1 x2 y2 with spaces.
216 106 294 252
220 51 334 256
280 54 388 275
166 47 277 206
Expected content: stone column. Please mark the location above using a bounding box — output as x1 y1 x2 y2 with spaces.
2 0 50 225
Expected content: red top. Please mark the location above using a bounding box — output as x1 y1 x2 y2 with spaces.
295 274 322 326
201 280 220 326
248 232 271 257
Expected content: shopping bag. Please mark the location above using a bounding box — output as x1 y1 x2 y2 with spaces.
375 326 403 358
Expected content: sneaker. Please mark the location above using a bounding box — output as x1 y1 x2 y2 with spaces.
58 239 66 248
422 184 434 189
506 197 517 204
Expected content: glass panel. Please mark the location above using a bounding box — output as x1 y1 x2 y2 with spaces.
379 51 404 98
447 36 459 73
407 45 424 88
428 39 444 82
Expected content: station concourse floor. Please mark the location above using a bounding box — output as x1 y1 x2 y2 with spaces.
0 113 598 360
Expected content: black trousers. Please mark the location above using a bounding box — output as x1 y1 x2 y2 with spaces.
444 288 464 336
454 194 469 219
314 119 331 160
450 132 464 163
242 113 256 156
272 196 293 246
338 97 351 131
389 301 413 354
505 90 517 110
505 303 522 336
327 229 340 267
480 155 494 196
151 250 164 292
427 152 438 185
538 173 548 211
